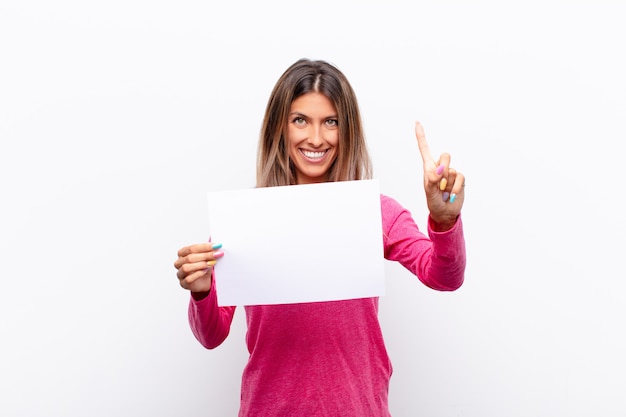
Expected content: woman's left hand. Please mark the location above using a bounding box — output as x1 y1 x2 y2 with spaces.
415 121 465 232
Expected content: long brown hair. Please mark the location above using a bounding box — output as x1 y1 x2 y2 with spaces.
256 59 373 187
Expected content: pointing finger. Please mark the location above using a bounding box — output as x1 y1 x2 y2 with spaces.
415 121 434 164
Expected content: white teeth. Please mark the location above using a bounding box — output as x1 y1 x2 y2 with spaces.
302 150 325 159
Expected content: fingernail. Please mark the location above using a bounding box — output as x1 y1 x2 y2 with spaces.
436 165 444 175
439 178 447 191
449 193 457 203
212 243 222 250
213 250 224 258
207 260 217 267
442 191 450 202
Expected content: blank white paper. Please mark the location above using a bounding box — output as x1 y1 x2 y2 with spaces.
207 179 385 306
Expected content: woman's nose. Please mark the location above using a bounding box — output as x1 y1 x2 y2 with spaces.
307 126 323 146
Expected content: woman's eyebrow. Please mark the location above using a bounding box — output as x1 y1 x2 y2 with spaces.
288 111 338 119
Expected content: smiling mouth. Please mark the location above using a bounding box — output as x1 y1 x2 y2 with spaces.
300 149 327 161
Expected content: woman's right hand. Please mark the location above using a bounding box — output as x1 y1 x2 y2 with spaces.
174 242 224 295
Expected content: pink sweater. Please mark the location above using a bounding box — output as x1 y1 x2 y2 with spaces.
188 194 466 416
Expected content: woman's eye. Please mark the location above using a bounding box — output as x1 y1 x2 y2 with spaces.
293 117 306 125
326 119 338 127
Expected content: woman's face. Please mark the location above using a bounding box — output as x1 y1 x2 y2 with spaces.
286 92 339 185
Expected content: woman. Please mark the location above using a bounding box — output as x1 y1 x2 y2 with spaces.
174 58 466 416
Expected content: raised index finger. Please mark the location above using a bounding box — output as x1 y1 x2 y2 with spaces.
415 121 433 164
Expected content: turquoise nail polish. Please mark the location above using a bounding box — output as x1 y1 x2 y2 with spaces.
212 243 223 250
449 193 457 203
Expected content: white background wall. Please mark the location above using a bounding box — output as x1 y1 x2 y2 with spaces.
1 1 625 416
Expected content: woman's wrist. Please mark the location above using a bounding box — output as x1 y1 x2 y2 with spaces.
429 214 458 232
191 290 210 301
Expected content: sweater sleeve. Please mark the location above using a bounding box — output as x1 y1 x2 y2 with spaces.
187 273 237 349
381 194 466 291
